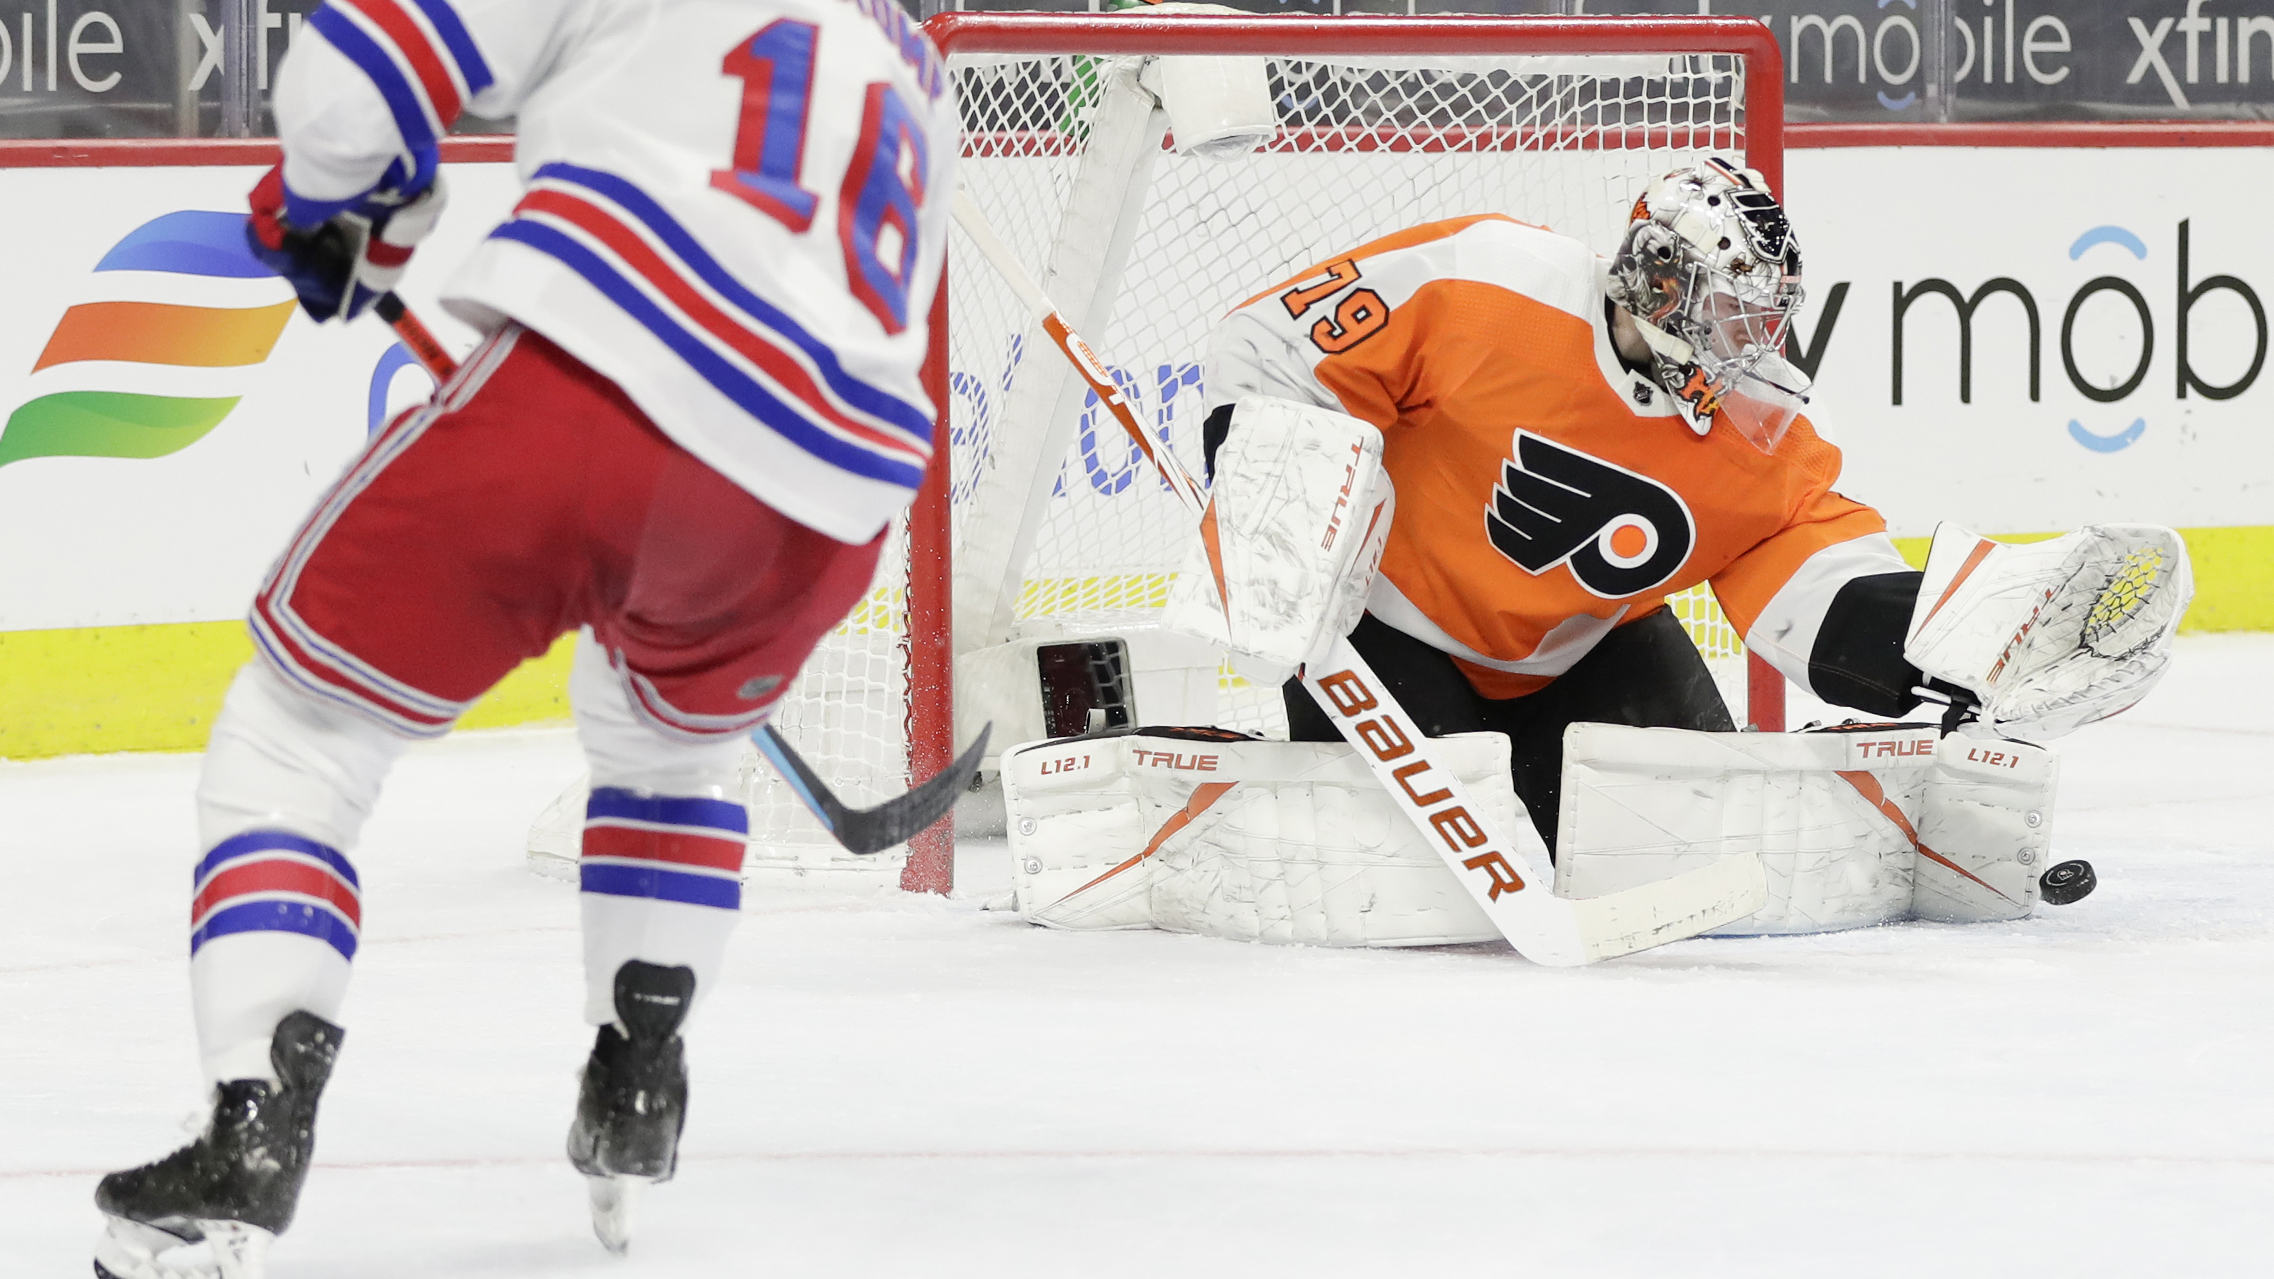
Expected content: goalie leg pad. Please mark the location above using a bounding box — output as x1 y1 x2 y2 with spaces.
1557 723 1929 935
1004 730 1522 946
1912 735 2057 923
1556 723 2060 933
1135 7 1279 160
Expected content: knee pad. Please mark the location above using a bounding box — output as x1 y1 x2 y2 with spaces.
198 659 411 852
570 629 745 797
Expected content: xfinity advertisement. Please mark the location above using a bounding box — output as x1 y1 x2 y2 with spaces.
919 0 2274 123
1568 0 2274 118
20 2 2274 138
1783 145 2270 535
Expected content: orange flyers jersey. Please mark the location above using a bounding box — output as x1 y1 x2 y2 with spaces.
1205 214 1908 700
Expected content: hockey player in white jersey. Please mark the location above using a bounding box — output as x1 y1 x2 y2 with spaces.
92 2 955 1275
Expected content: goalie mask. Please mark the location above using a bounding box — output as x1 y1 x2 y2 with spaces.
1607 158 1810 452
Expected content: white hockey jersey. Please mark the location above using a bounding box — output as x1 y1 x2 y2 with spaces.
274 0 959 543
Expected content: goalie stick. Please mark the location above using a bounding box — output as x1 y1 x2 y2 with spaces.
376 293 987 857
951 189 1767 964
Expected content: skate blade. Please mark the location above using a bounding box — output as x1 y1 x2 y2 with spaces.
585 1174 654 1255
94 1216 273 1279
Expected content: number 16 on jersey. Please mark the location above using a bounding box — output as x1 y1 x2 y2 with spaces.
710 19 931 334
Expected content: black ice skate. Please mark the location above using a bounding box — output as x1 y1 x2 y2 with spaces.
92 1010 344 1279
566 960 696 1253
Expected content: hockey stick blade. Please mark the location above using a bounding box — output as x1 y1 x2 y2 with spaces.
1535 850 1769 965
754 723 992 855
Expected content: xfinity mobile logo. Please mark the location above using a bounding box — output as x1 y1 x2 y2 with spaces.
1795 218 2261 453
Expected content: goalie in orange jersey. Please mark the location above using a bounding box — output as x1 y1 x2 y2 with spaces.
1198 158 2190 853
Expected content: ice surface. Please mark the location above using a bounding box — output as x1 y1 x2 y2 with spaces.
5 637 2271 1277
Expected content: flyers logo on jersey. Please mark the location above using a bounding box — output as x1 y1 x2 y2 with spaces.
1485 432 1695 598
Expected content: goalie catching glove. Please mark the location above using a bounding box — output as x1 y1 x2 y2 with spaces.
1164 396 1394 685
247 164 447 323
1904 522 2192 742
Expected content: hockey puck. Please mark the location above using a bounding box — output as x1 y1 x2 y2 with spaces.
2039 859 2097 906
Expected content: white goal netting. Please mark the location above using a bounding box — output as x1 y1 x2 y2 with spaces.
536 23 1768 886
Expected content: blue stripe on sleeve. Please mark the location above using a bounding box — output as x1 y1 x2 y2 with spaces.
488 219 927 489
308 5 438 153
278 147 438 227
404 0 494 96
533 163 934 447
195 831 360 888
284 187 362 226
191 899 360 961
580 863 743 911
586 787 750 836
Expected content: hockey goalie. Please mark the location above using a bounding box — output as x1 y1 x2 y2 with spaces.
1001 160 2191 947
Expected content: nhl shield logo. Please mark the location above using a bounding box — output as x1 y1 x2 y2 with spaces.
1484 431 1695 598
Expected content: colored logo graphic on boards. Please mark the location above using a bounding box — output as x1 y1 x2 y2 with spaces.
0 211 296 470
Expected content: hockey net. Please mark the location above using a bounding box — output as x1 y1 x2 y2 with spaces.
536 15 1786 892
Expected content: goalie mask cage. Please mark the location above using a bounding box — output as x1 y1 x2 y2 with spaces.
745 13 1789 894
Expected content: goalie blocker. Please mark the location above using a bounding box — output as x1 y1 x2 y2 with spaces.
1005 721 2085 945
1162 395 1395 686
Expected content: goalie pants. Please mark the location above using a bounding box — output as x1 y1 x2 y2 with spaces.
190 324 883 1083
1282 609 1733 852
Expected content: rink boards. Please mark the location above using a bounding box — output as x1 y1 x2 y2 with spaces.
0 138 2269 756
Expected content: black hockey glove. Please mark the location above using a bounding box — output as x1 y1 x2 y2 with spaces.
246 164 446 323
